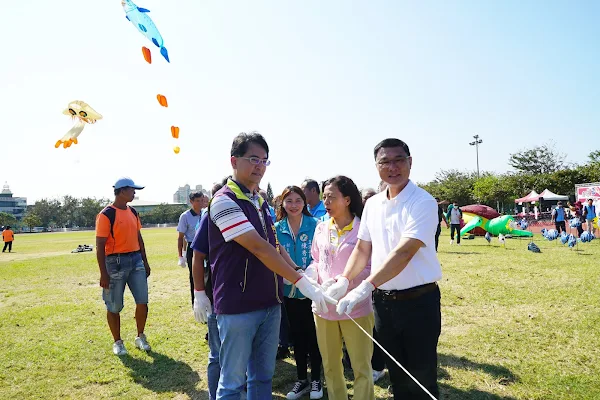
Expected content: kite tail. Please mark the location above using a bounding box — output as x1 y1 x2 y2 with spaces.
160 46 170 62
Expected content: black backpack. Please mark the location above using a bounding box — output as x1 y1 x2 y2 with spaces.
101 206 139 238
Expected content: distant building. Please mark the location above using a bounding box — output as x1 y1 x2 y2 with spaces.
173 184 208 204
0 182 27 220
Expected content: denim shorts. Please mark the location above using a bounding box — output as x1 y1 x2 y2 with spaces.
102 252 148 313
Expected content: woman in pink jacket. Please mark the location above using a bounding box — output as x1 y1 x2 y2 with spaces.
307 175 374 400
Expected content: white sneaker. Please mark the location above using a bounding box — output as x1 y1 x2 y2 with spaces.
113 339 127 356
310 380 323 399
373 369 386 382
450 239 454 245
457 243 461 246
135 333 151 351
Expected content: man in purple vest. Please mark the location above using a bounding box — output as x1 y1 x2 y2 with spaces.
205 131 335 400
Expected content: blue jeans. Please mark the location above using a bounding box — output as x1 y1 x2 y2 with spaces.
102 252 148 313
207 313 221 400
216 304 281 400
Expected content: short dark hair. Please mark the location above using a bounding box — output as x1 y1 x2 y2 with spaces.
373 138 411 160
323 175 363 218
211 176 231 196
557 201 563 206
114 188 125 196
231 131 269 158
303 179 320 195
189 191 205 201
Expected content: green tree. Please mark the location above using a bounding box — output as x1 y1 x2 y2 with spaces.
22 213 42 232
79 197 110 227
60 195 80 228
588 150 600 164
266 183 274 205
472 174 512 206
0 212 17 227
29 199 62 228
431 169 477 205
508 143 566 175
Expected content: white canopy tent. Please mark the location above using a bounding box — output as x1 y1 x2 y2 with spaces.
538 189 568 201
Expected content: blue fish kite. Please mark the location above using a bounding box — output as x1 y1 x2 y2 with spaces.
122 0 170 62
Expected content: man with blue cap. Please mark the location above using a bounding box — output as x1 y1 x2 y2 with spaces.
95 177 152 356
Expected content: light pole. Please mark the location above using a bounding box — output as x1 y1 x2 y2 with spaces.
469 134 483 178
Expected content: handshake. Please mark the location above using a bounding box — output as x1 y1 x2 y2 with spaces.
296 266 375 316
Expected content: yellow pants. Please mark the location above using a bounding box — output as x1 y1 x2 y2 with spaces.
315 313 375 400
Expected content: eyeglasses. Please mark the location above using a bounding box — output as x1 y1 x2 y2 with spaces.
376 156 410 169
239 157 271 166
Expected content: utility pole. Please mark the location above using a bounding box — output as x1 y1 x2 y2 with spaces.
469 135 483 178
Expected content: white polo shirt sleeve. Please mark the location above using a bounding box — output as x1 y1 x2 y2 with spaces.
209 194 256 242
403 198 438 246
357 201 372 242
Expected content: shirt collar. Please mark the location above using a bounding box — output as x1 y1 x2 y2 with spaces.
189 209 198 217
329 217 354 236
382 180 416 204
227 178 263 206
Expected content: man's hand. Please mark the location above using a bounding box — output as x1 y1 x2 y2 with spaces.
178 256 186 267
100 273 110 289
145 264 151 278
336 280 375 315
193 290 212 323
325 276 350 300
295 276 337 314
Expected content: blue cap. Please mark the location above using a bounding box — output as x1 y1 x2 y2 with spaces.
113 177 145 190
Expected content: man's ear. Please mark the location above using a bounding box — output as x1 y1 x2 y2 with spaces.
231 156 237 169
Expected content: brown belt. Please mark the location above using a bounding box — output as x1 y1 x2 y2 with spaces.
373 283 438 301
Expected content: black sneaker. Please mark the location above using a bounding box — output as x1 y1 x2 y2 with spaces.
310 380 323 399
286 380 310 399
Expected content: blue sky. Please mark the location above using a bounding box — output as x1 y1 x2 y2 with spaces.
1 0 598 204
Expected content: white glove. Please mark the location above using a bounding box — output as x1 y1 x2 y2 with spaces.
295 276 338 314
336 280 375 315
193 290 212 323
178 256 186 267
304 265 318 281
320 277 337 292
325 276 350 300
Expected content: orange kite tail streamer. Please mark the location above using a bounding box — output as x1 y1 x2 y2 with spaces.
171 126 179 139
157 94 168 107
142 47 152 64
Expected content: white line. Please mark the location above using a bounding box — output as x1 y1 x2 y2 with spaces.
344 312 438 400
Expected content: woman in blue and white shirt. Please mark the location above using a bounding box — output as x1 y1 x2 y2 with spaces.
275 185 323 399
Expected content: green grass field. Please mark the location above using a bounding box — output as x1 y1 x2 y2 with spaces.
1 228 599 399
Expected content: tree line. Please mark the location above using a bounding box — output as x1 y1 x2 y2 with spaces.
1 197 188 231
418 144 600 212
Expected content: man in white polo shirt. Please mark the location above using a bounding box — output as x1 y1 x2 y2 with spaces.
333 138 442 399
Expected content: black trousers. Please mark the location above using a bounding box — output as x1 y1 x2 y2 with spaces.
435 225 441 252
450 224 461 244
371 326 386 371
284 297 322 381
555 221 566 233
186 243 194 306
2 241 12 252
374 286 441 400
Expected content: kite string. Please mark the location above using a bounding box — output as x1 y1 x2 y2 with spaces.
344 311 438 400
